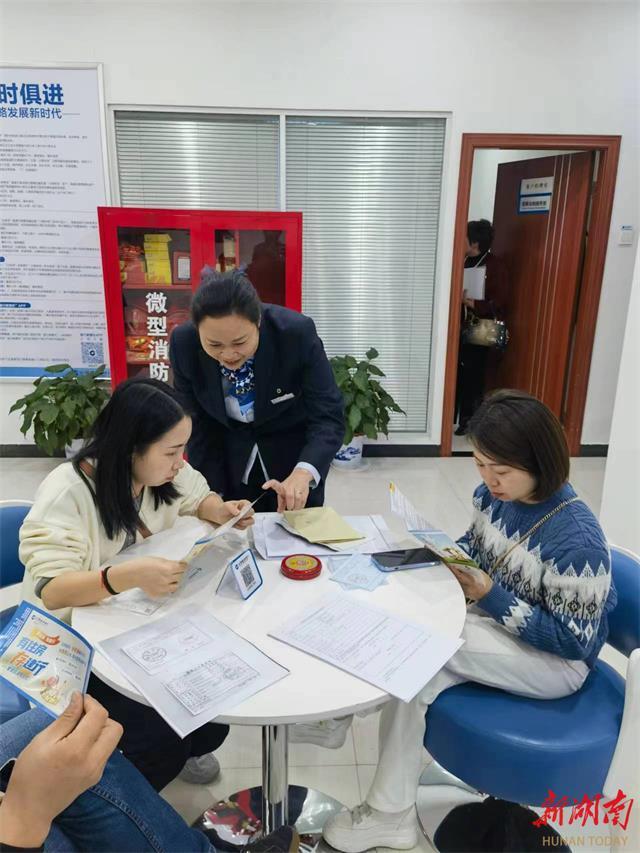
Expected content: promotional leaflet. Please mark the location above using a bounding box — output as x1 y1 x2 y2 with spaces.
389 482 484 578
0 602 93 717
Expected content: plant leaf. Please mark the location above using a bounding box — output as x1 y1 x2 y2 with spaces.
45 363 72 373
366 347 379 360
39 403 59 426
366 364 385 377
353 370 369 393
348 405 362 431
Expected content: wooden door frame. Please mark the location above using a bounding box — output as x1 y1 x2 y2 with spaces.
440 133 621 456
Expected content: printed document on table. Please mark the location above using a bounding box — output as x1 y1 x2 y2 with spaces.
253 514 397 559
100 606 288 737
269 594 462 702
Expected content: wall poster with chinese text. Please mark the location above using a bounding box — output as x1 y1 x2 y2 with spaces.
0 65 109 377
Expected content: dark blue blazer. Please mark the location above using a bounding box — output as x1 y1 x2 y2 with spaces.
170 304 345 504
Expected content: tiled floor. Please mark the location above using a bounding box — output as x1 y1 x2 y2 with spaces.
0 454 616 852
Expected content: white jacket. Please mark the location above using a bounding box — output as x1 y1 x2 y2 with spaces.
19 460 212 621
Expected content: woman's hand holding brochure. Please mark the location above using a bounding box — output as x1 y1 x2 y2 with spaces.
446 561 493 599
110 557 188 598
0 693 122 849
411 531 492 597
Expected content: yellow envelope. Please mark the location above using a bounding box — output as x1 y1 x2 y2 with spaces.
282 507 365 544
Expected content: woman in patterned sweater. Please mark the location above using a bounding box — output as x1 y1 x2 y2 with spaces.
324 390 617 853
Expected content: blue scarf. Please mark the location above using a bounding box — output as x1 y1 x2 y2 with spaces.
219 358 255 404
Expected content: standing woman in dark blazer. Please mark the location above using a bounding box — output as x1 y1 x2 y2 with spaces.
170 269 345 512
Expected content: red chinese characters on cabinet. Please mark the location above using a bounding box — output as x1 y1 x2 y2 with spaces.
98 208 302 386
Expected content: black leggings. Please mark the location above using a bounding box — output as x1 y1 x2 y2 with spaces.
88 674 229 791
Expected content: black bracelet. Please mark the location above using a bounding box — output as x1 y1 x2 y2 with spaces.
101 566 118 596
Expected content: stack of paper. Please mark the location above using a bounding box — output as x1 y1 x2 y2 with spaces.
252 514 397 559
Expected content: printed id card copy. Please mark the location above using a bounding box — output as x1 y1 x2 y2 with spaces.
0 602 93 717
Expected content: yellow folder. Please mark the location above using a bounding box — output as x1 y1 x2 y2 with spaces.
282 507 365 544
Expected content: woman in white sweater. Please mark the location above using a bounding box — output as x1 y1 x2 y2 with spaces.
19 377 254 791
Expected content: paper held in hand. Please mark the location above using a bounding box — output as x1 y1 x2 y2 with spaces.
463 266 486 300
100 495 262 616
184 495 262 563
389 482 484 578
0 602 93 718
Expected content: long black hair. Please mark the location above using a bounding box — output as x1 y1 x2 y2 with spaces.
191 268 261 326
73 378 188 539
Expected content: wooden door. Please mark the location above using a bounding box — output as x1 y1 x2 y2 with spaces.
490 152 593 418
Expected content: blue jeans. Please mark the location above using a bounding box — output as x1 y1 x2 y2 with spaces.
0 709 215 852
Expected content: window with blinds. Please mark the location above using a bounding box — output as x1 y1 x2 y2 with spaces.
114 110 446 434
114 111 280 210
286 116 445 432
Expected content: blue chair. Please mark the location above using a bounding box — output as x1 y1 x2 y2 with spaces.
0 501 32 589
422 546 640 809
0 501 33 723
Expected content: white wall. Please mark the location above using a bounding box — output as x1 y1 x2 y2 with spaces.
0 0 638 447
600 240 640 552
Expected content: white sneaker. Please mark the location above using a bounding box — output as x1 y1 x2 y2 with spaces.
288 715 353 749
178 753 221 784
322 802 418 852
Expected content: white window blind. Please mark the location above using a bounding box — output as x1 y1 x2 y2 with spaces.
286 116 445 432
114 111 280 210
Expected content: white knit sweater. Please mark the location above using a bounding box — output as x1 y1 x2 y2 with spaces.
19 460 212 622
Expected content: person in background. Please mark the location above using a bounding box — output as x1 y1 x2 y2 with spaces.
19 378 255 792
454 219 509 435
246 230 286 305
0 694 300 852
323 390 616 852
170 269 345 513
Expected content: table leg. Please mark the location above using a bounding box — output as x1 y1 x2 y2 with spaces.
261 724 288 832
192 723 345 849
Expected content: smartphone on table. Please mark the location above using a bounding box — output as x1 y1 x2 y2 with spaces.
371 547 440 572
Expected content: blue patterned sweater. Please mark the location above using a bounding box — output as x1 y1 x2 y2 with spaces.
458 482 616 668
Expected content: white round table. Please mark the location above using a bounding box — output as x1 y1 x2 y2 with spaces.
73 522 466 848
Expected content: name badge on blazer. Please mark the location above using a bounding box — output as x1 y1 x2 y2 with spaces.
270 392 295 405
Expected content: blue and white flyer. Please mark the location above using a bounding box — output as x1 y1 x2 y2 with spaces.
0 602 93 717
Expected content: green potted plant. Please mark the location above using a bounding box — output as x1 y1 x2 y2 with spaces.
329 347 405 468
9 363 110 457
